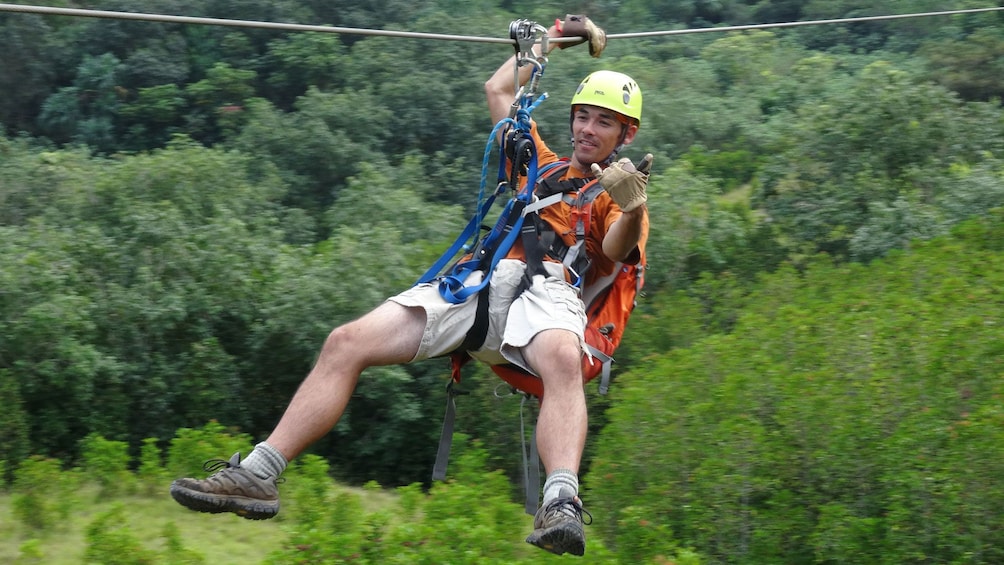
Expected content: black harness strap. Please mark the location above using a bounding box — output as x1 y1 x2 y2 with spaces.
453 166 575 353
537 174 588 198
452 198 528 354
520 212 548 286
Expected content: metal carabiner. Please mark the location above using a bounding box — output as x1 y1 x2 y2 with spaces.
508 19 548 97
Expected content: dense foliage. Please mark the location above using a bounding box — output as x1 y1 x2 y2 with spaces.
2 1 1004 562
590 211 1004 563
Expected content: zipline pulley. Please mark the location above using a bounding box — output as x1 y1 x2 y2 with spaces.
508 19 549 99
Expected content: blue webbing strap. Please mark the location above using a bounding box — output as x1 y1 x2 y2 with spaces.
414 61 555 300
428 115 547 304
415 117 518 286
415 187 503 285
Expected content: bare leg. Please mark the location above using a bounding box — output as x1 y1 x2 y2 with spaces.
265 300 427 461
521 328 591 557
521 328 587 475
169 300 426 519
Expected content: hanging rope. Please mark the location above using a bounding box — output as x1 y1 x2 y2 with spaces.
1 3 1003 44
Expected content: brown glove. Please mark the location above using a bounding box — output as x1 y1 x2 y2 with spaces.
556 14 606 58
591 154 654 212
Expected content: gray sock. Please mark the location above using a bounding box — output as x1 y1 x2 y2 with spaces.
240 441 288 480
542 468 579 504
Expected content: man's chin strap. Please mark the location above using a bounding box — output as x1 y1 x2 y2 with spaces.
602 143 625 166
567 137 625 168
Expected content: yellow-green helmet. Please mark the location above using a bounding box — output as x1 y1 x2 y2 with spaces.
570 70 642 125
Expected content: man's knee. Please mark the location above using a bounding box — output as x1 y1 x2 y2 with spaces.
320 323 355 358
319 303 425 366
536 342 585 389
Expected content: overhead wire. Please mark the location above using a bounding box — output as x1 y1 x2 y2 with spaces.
0 2 514 43
1 3 1003 44
608 7 1004 39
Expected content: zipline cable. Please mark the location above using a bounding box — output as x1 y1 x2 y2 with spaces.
607 7 1004 40
0 2 514 43
1 3 1003 44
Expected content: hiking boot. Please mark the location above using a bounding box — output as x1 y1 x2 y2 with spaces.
169 452 280 520
525 488 593 556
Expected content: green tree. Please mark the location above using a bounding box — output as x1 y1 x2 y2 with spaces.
922 27 1004 101
0 136 293 457
0 369 31 484
0 13 56 135
38 53 124 152
230 93 386 234
119 83 187 149
0 224 125 456
263 32 348 107
183 62 257 143
756 60 1004 262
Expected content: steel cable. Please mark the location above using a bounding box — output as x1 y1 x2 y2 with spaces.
1 3 1002 44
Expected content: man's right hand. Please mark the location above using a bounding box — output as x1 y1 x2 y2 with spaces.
591 154 654 212
556 14 606 57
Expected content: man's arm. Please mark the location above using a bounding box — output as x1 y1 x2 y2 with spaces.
603 206 647 263
596 154 654 262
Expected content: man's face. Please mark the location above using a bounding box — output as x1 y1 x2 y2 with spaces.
570 105 637 170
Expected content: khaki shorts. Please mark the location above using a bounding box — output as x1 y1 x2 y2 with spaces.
388 259 587 376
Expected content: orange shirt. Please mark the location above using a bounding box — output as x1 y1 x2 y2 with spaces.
505 122 648 287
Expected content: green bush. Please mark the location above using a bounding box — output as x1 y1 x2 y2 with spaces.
165 421 254 478
264 436 623 564
160 521 206 565
280 453 335 528
84 504 159 564
79 433 135 497
11 456 75 532
15 538 44 564
136 437 168 496
265 485 369 564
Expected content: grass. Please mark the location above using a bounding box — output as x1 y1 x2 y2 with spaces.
1 481 292 564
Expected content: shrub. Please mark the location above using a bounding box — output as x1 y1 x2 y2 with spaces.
165 421 254 478
280 453 334 527
136 437 168 496
160 521 206 565
84 504 158 564
11 456 75 532
15 538 44 564
79 433 135 497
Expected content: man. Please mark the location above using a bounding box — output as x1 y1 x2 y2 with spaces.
170 16 651 558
